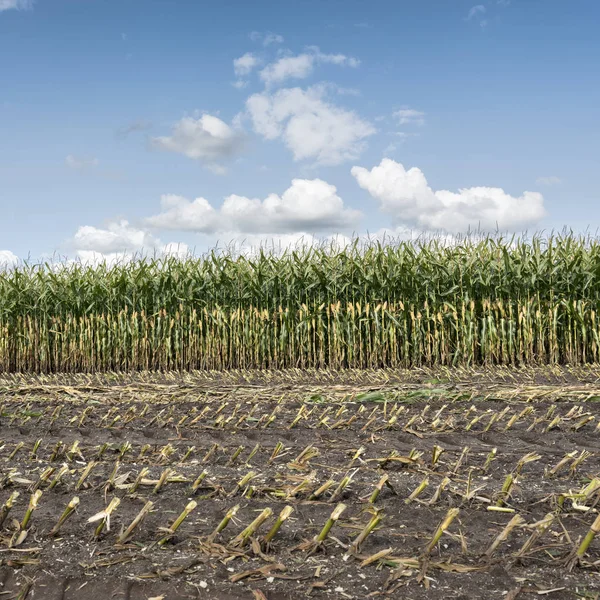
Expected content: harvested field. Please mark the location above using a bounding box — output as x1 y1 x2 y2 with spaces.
1 367 600 599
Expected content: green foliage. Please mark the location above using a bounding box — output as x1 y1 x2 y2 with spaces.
1 233 600 371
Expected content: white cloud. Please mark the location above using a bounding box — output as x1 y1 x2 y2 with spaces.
536 176 562 186
259 47 360 86
249 31 284 46
233 52 260 77
71 221 189 264
152 114 244 172
467 4 486 19
65 155 99 170
393 108 425 126
0 0 32 12
352 159 546 233
145 194 221 233
145 178 361 234
0 250 18 266
73 220 158 254
260 54 315 86
246 85 375 165
222 179 360 233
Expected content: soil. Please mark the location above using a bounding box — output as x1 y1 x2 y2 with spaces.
0 367 599 599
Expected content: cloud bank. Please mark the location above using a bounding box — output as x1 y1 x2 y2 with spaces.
352 159 546 233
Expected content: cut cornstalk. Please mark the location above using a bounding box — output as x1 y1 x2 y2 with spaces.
49 441 64 462
515 452 541 475
105 460 121 491
229 471 256 496
96 442 109 459
208 504 239 542
246 443 260 464
496 474 515 507
263 506 294 545
0 491 19 528
573 415 594 431
349 446 366 467
30 438 42 460
66 440 83 461
516 513 555 557
75 461 97 491
308 479 335 501
573 513 600 563
50 496 79 536
428 476 451 505
48 464 69 490
431 445 444 467
89 497 121 538
117 500 153 544
202 443 218 463
546 416 561 432
228 446 245 466
350 511 382 553
21 490 42 530
570 450 591 476
153 468 172 494
31 466 54 492
329 470 357 503
230 508 273 548
268 442 284 464
129 467 149 494
137 444 151 460
452 446 470 474
483 448 497 473
191 470 209 493
315 503 346 544
9 442 24 460
548 451 577 477
405 476 429 504
369 474 389 504
158 500 197 545
484 514 524 557
423 508 460 556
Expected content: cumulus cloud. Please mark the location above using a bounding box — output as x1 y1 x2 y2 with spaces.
393 108 425 126
145 178 361 234
246 85 375 165
536 176 562 186
259 47 360 86
152 114 244 173
249 31 284 46
71 221 189 264
233 52 260 77
0 0 33 12
351 159 546 233
222 179 360 233
73 220 158 254
145 195 221 233
65 155 99 170
0 250 18 266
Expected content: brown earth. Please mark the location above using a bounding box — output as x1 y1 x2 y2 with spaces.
0 367 600 599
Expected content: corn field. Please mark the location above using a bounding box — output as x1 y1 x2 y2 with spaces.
2 234 600 372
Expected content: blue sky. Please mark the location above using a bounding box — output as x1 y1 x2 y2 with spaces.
1 0 599 263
